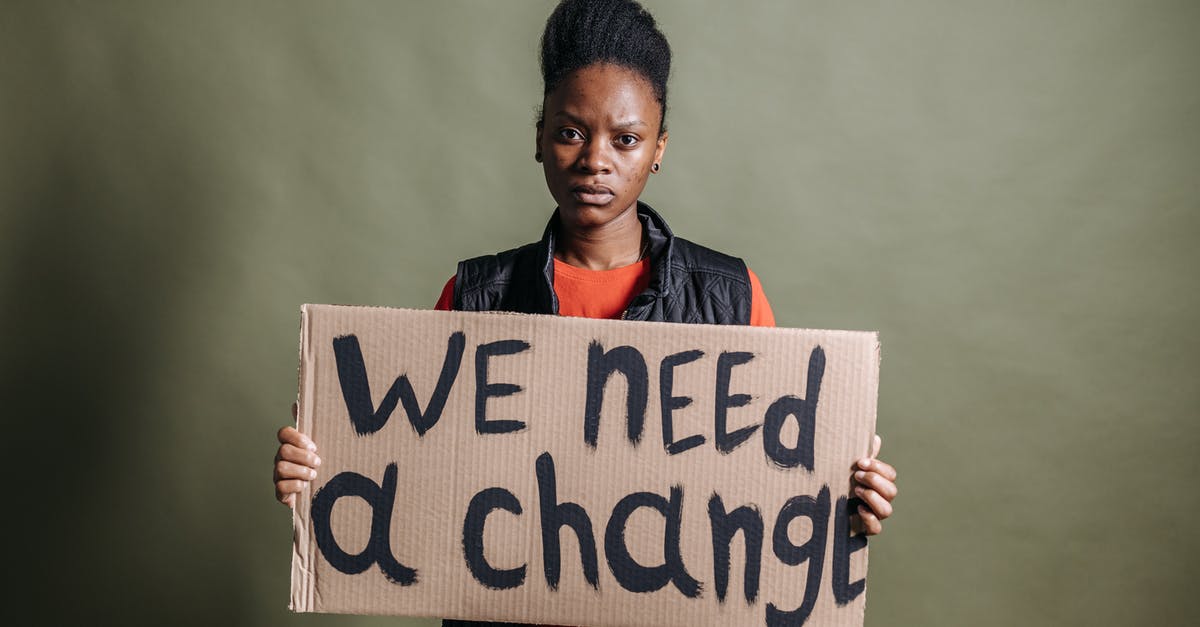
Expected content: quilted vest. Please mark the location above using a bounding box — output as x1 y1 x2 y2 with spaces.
452 202 751 325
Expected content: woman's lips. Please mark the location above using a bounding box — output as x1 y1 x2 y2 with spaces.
570 185 614 205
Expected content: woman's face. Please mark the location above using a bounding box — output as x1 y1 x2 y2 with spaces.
537 63 668 232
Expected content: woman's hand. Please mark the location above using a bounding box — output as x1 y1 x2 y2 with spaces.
852 434 898 535
274 403 321 508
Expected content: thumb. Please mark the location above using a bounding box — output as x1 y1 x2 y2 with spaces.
870 434 882 458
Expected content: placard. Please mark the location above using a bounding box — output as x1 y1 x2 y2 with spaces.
291 305 879 626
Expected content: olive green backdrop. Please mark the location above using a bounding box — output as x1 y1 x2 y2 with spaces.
2 1 1196 625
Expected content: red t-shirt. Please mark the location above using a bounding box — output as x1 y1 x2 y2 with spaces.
434 257 775 327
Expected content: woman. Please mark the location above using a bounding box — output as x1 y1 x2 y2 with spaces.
274 0 898 624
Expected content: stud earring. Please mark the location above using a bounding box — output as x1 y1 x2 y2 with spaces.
651 163 660 172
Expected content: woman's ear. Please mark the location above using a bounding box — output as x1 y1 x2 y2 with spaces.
653 131 669 168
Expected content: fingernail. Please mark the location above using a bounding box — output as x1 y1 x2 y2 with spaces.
854 486 864 496
854 471 866 481
858 459 872 470
308 469 317 479
313 456 322 467
306 442 317 452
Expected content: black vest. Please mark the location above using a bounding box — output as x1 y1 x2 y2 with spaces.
453 202 751 325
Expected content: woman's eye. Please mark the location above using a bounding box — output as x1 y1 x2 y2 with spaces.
558 128 583 141
616 134 639 147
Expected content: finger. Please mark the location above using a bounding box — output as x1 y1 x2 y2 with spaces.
849 512 865 535
857 504 883 535
275 478 308 498
856 456 897 481
277 444 322 468
282 493 295 508
853 470 898 501
275 460 318 482
871 434 882 458
854 486 893 519
277 425 316 452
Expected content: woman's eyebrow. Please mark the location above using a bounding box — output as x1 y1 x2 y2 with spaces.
611 119 648 131
552 111 586 125
551 111 647 131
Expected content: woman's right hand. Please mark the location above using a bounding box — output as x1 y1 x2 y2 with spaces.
274 403 321 508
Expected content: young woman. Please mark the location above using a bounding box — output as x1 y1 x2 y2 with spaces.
274 1 898 624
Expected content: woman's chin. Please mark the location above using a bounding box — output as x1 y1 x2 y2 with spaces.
558 201 636 230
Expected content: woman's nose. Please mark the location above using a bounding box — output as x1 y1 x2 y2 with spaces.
576 139 612 174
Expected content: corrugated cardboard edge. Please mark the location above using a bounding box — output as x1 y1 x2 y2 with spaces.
289 304 316 612
862 332 882 622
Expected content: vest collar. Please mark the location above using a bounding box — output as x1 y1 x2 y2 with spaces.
538 201 675 316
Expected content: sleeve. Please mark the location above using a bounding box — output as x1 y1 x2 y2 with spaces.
434 275 456 311
747 268 776 327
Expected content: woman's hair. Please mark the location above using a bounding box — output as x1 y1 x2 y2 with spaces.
540 0 672 132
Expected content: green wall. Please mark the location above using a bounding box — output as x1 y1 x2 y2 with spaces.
2 1 1196 625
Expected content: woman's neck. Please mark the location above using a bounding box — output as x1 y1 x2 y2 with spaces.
554 207 645 270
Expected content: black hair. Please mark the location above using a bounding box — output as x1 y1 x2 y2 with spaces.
540 0 672 133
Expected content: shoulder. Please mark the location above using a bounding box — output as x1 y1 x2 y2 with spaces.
654 237 754 324
453 239 551 313
456 241 542 291
668 237 750 284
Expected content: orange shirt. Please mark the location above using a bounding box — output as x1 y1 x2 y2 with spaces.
435 258 775 327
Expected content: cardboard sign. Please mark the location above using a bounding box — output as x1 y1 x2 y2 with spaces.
290 305 879 626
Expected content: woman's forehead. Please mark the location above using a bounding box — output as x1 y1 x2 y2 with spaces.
545 64 661 126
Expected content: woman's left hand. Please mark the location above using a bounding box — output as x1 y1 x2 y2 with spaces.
852 434 898 535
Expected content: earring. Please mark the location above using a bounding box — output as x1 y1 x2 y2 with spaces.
651 163 660 172
535 152 542 163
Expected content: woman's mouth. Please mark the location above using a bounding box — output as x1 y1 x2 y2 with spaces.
570 184 614 205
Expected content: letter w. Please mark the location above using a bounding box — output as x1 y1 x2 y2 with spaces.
332 332 465 436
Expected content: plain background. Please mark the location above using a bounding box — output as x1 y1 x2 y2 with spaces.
1 1 1196 625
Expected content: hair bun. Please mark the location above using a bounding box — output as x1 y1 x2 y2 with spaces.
540 0 672 128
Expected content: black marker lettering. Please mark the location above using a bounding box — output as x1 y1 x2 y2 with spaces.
474 339 530 434
766 485 830 626
583 342 648 447
310 464 417 585
462 487 526 590
832 496 868 605
536 452 599 590
715 351 758 454
604 487 701 598
660 349 706 455
332 332 464 436
762 346 825 470
708 493 763 604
